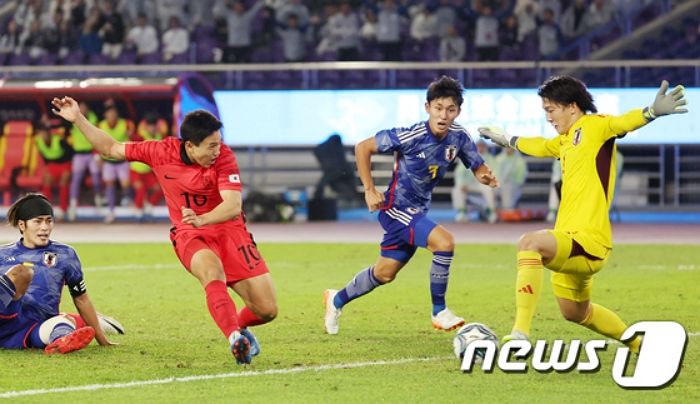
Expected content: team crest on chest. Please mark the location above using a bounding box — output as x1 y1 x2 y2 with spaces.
572 128 583 146
445 145 457 162
43 252 57 267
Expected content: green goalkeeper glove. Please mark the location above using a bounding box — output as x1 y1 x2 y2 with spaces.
478 126 518 149
643 80 688 121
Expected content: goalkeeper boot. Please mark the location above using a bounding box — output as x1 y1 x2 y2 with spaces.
502 330 529 343
432 308 465 331
240 328 260 358
323 289 342 335
230 331 252 365
45 326 95 355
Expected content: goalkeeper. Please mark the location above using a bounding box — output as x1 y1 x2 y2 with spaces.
479 76 687 350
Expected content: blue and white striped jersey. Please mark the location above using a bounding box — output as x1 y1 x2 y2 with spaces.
374 121 484 212
0 240 85 322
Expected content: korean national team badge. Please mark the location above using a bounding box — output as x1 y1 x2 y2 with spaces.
445 145 457 162
573 128 582 146
43 252 57 267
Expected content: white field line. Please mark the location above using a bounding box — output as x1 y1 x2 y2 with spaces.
2 332 699 398
83 263 181 272
0 356 450 399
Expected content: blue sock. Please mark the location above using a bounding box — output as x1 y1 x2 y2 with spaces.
28 323 75 348
333 266 384 309
430 251 453 316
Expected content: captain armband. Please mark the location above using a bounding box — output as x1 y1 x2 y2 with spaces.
67 278 87 297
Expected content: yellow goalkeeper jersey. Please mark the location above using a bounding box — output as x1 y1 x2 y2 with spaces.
516 109 648 258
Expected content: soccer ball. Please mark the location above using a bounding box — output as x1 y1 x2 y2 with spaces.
452 322 498 362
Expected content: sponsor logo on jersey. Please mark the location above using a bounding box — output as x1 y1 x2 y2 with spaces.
43 252 57 267
573 128 582 146
445 145 457 162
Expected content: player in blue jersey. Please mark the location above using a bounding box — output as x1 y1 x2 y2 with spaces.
1 194 118 353
324 76 499 335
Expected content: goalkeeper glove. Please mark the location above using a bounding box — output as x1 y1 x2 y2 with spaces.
643 80 688 121
478 126 518 149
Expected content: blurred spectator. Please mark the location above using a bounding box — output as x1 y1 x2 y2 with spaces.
34 120 73 221
538 7 562 58
560 0 588 40
277 13 307 62
117 0 158 27
57 18 76 60
500 14 520 48
224 0 265 63
13 0 44 30
276 0 310 27
546 158 561 222
326 1 361 61
79 8 102 60
360 7 378 42
474 4 501 60
410 3 438 42
68 101 102 222
494 147 528 209
189 0 228 29
130 114 166 220
155 0 186 31
516 2 537 41
537 0 562 23
40 9 66 58
98 1 125 60
126 13 159 57
70 0 89 29
254 5 278 48
376 0 404 61
0 19 22 55
21 19 45 61
584 0 615 30
435 0 458 37
161 16 189 62
452 140 498 223
98 105 133 223
439 24 465 61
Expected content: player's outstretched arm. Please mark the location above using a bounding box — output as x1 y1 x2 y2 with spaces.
478 126 518 149
355 136 385 212
51 96 126 160
73 293 115 346
643 80 688 121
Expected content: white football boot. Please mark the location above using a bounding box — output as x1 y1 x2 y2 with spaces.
501 330 529 343
431 308 465 331
323 289 342 335
97 312 125 335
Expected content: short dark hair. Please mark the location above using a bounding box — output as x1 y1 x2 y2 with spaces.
180 110 223 146
426 75 464 107
537 75 597 113
7 193 52 228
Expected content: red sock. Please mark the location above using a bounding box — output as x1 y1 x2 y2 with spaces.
204 280 239 338
66 313 86 328
238 307 266 328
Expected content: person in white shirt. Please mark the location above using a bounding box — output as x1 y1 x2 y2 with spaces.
161 15 189 61
126 13 159 56
439 24 465 61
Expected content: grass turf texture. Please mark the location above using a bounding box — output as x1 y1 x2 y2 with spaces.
1 243 698 403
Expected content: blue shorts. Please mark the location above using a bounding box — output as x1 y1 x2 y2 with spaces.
378 207 438 263
0 301 40 349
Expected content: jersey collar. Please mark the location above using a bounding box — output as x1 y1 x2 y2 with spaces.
179 141 194 165
16 238 52 251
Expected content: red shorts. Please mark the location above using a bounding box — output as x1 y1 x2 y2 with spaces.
170 226 269 285
46 161 71 181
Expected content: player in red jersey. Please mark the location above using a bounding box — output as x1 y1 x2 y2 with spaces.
51 97 277 365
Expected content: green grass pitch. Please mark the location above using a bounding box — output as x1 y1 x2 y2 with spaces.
1 243 698 402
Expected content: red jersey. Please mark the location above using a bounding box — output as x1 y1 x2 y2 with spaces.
125 137 244 231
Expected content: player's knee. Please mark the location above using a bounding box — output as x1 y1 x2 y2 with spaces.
373 269 397 284
559 307 586 323
6 264 34 297
434 235 455 252
258 303 278 322
517 233 541 252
